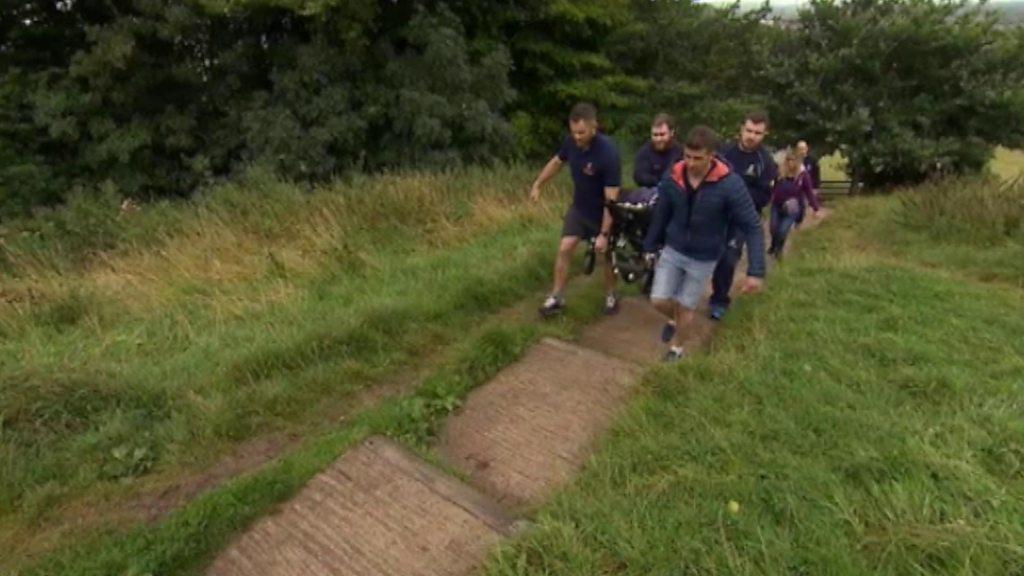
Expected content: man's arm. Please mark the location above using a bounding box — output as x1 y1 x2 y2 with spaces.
727 180 767 284
761 150 778 192
643 179 674 253
595 144 623 252
801 172 821 212
530 156 563 201
748 151 777 212
600 185 620 236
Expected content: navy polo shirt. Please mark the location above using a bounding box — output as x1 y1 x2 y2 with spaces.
633 141 682 188
721 142 777 212
557 133 622 224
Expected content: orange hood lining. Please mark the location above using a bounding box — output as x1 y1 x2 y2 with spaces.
671 158 731 188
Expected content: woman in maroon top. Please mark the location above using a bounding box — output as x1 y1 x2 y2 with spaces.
769 148 821 258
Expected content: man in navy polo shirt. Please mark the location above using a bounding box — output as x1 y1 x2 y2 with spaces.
708 110 777 321
529 102 622 317
633 112 681 191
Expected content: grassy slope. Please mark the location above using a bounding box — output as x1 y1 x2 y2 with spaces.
5 151 1023 574
0 164 619 573
487 193 1024 575
17 296 614 576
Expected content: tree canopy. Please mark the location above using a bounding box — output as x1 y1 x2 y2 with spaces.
1 0 1022 216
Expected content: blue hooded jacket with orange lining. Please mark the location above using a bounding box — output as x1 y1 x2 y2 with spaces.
643 158 767 278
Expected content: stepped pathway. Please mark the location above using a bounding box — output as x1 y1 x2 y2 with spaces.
206 214 827 575
438 338 639 510
206 437 519 576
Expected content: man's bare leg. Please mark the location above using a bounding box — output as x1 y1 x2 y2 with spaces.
550 236 579 297
602 254 619 313
603 256 617 294
652 298 677 320
670 306 697 350
652 297 679 343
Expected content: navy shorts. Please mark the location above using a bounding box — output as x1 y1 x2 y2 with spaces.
561 206 601 239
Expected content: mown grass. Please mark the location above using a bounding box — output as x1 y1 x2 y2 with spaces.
486 182 1024 574
0 163 612 572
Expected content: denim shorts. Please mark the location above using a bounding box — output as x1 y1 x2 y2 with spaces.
650 246 716 310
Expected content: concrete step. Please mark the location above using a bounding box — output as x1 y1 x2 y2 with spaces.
438 338 639 510
207 436 517 576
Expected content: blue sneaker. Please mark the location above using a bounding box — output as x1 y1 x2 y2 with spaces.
709 304 728 321
660 321 676 343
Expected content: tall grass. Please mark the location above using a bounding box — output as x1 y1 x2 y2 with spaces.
17 320 585 576
896 175 1024 246
835 175 1024 289
0 163 572 568
9 162 1022 574
1 164 548 318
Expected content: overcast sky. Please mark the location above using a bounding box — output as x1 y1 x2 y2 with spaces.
700 0 1019 5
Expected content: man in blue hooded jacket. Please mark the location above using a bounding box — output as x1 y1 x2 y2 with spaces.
643 125 767 362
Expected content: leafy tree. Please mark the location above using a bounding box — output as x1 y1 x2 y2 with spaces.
608 0 775 148
365 5 515 168
770 0 1024 186
0 0 514 215
503 0 643 157
4 0 1021 215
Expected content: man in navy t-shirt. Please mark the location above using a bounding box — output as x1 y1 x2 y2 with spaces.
709 110 777 321
529 102 622 317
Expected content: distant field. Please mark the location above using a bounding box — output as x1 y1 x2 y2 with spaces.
819 152 847 181
991 147 1024 180
817 147 1024 182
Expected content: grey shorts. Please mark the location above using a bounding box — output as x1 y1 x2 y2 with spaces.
650 246 716 310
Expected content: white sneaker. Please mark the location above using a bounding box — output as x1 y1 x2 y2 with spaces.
604 293 620 315
539 295 565 318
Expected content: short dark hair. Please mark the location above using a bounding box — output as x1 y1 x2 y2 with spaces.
652 112 674 130
743 109 770 128
569 102 598 123
684 125 720 153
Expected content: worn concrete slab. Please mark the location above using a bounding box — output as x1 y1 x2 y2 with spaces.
438 338 639 510
207 436 516 576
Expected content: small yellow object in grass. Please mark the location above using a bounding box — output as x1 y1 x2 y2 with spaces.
727 500 740 514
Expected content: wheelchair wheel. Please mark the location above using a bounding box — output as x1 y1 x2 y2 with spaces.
583 244 597 275
641 268 654 295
